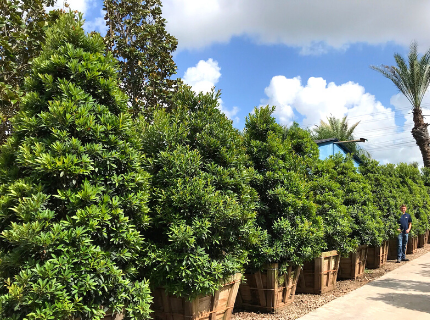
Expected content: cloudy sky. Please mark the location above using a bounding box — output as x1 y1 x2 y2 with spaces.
59 0 430 166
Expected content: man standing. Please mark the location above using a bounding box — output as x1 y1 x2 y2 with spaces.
397 204 412 263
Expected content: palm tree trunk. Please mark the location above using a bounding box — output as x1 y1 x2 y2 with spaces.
411 108 430 167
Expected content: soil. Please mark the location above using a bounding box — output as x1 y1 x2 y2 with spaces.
232 245 430 320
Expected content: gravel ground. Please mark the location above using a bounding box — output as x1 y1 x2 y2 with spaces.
232 245 430 320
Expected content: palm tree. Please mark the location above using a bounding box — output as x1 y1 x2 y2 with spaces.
371 42 430 167
312 115 370 158
314 115 360 141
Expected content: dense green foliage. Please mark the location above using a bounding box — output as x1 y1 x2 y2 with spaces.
1 4 430 316
104 0 179 117
0 0 62 144
361 159 430 238
325 155 385 247
310 157 356 255
395 163 430 236
0 14 152 319
244 106 324 268
137 86 259 298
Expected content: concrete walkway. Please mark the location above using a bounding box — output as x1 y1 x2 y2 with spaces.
298 252 430 320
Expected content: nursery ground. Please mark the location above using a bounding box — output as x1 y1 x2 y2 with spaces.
232 244 430 320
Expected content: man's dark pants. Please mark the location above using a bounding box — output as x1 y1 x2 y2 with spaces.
398 232 409 260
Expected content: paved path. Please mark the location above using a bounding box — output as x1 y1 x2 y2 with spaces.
298 252 430 320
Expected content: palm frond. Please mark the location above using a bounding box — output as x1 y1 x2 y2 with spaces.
372 41 430 110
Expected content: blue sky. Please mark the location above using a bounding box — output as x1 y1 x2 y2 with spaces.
56 0 430 165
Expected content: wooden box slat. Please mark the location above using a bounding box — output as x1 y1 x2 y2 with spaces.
387 238 398 260
406 235 418 254
236 263 301 313
296 250 340 294
337 245 368 280
418 233 428 248
151 274 241 320
366 241 389 269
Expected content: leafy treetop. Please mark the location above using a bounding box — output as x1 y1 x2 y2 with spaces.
104 0 179 118
0 0 61 144
244 106 324 268
137 85 260 298
0 13 151 320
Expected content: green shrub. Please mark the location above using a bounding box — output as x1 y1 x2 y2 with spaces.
360 159 403 239
310 157 356 255
138 86 259 298
0 13 151 319
322 154 385 248
396 163 430 236
243 106 324 269
284 123 356 255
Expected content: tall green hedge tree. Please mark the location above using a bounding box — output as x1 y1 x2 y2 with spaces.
309 158 356 255
0 13 152 319
395 163 430 236
243 106 324 269
283 123 355 256
360 159 407 240
138 86 260 298
326 154 385 247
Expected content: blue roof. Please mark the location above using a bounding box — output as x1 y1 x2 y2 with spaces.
314 138 363 164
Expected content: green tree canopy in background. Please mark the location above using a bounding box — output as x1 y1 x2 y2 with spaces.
104 0 179 118
0 0 61 144
0 13 152 319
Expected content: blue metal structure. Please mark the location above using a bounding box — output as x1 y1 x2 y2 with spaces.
315 138 362 168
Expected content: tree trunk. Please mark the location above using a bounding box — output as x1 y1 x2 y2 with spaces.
411 108 430 167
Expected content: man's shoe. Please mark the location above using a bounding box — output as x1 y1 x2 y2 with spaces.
396 259 401 263
402 258 410 261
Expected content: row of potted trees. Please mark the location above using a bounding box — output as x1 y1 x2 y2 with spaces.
1 14 430 320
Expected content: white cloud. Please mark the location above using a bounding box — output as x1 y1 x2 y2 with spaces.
84 10 108 35
47 1 106 34
49 0 92 14
162 0 430 53
260 76 301 126
261 75 426 165
183 59 240 123
183 59 221 94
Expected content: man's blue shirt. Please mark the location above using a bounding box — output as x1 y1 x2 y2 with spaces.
398 213 412 233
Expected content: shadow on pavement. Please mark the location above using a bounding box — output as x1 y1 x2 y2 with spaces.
367 278 430 293
415 263 430 278
368 293 430 314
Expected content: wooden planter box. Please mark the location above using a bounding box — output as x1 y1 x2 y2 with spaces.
387 238 399 260
236 263 301 313
366 241 389 269
418 233 428 248
337 245 368 280
151 273 241 320
296 250 340 294
406 235 418 254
